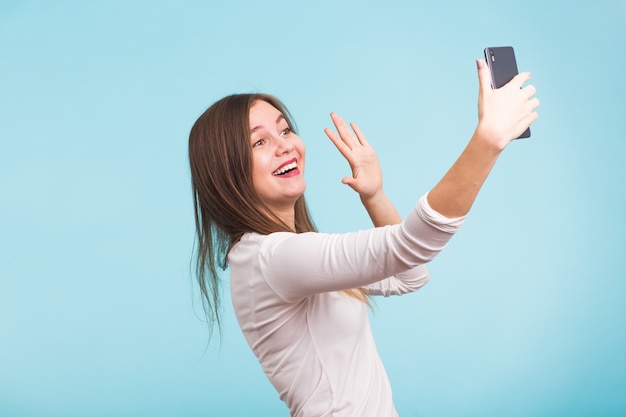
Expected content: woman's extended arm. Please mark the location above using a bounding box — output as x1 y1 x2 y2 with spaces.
258 59 540 301
427 59 539 217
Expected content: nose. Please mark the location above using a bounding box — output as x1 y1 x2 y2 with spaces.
275 137 294 155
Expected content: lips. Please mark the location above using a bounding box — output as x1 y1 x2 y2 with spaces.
272 158 298 176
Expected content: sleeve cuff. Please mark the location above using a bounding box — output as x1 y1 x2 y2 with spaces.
417 193 466 233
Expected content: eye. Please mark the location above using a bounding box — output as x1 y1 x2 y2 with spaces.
280 127 291 137
252 138 266 148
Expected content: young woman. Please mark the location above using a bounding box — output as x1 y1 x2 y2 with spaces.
188 59 539 417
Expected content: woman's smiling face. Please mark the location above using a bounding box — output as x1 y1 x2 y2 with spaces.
249 100 306 220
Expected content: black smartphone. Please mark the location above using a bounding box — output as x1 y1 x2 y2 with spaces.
484 46 530 139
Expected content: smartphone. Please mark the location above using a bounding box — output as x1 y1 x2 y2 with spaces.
484 46 530 139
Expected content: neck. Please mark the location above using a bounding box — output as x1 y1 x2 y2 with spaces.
258 202 297 233
275 208 296 232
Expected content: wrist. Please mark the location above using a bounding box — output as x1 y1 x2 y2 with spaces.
473 123 508 154
359 189 386 207
360 190 402 226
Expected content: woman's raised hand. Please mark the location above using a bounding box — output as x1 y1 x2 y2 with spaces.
475 59 540 150
324 112 383 201
325 112 402 226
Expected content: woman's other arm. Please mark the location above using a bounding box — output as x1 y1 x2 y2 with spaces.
324 105 430 297
324 114 402 227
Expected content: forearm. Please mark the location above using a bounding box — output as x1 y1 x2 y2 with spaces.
361 191 402 227
427 126 503 218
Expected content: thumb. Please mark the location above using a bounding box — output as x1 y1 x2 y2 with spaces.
342 177 358 190
476 59 492 93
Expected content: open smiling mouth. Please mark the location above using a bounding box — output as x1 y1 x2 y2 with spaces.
272 161 298 176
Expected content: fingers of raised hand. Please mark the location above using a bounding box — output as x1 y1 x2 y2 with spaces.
330 112 359 148
350 122 369 147
325 118 355 160
324 126 348 154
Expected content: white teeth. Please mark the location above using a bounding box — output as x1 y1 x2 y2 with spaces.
273 162 297 176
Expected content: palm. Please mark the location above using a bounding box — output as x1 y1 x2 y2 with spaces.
324 113 383 199
344 145 381 198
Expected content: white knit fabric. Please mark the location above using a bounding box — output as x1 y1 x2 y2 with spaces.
229 194 464 416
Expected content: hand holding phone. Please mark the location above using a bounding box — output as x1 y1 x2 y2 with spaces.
484 46 531 139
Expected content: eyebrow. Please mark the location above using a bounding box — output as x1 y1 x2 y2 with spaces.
250 114 286 135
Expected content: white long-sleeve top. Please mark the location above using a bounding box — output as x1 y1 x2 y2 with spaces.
229 195 464 417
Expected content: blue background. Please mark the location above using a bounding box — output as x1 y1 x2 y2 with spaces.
1 1 625 416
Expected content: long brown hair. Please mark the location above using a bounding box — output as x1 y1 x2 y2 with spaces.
189 93 365 338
